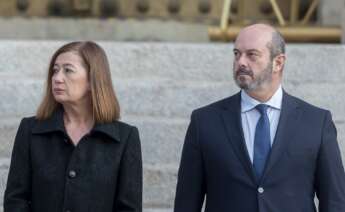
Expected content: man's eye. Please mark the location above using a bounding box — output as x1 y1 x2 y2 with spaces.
248 53 259 59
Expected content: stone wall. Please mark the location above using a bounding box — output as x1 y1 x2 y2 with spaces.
0 42 344 211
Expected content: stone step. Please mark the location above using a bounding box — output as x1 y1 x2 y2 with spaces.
0 78 344 121
1 116 345 165
1 42 345 84
144 209 172 212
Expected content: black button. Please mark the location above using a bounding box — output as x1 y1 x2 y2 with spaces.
68 170 77 178
65 210 71 212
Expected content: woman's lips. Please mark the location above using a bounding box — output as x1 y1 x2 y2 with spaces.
53 88 65 93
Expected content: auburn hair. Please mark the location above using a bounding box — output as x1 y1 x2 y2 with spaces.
36 41 120 123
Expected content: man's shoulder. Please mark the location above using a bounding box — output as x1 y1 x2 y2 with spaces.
285 92 329 114
192 92 240 116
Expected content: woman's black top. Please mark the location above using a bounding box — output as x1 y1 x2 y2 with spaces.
4 108 142 212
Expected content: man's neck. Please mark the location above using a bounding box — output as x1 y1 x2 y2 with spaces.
245 84 281 103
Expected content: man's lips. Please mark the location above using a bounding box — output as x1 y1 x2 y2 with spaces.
236 69 253 77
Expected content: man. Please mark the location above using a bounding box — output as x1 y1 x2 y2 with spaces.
174 23 345 212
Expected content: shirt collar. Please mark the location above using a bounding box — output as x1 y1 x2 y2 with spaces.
241 85 283 112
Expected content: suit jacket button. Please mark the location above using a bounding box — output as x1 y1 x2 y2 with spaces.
258 187 264 193
68 170 77 178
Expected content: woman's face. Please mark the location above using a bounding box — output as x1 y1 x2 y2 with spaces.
52 51 90 105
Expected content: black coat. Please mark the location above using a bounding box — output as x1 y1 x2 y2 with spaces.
4 108 142 212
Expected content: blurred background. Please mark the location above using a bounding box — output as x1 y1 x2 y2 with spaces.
0 1 345 212
0 0 344 42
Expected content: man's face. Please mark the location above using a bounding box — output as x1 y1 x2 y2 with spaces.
233 28 274 91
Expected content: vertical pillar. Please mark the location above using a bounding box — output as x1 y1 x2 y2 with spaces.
341 4 345 43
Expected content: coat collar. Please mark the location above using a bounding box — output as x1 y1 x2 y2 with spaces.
220 90 301 184
31 107 121 142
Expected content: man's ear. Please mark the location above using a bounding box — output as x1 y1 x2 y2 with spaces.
273 54 286 74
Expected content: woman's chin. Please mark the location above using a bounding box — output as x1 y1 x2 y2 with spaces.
53 96 67 104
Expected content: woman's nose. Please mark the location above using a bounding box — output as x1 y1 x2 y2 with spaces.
52 70 64 83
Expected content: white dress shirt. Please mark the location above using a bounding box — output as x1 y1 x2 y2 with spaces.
241 85 283 163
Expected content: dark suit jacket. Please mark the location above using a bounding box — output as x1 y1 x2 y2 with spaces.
174 91 345 212
4 108 142 212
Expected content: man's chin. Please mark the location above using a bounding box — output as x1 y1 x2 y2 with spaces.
236 78 250 88
236 81 258 91
236 81 249 90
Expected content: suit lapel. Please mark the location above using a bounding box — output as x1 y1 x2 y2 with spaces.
220 92 257 183
261 92 301 181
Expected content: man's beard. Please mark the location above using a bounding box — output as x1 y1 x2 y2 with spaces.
233 62 273 91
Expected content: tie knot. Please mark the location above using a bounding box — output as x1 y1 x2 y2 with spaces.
255 104 268 115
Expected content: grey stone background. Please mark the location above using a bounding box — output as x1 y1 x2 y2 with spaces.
0 42 344 211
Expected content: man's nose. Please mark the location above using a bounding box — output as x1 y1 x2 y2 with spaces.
236 54 248 68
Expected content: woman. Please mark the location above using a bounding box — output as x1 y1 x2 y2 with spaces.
4 41 142 212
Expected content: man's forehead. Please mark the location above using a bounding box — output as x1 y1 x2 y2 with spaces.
234 39 269 52
234 29 272 51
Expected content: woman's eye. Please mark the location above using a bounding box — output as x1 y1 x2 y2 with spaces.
52 67 59 73
65 68 73 73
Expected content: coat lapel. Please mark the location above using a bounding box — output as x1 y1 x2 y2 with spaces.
220 92 257 183
261 92 301 181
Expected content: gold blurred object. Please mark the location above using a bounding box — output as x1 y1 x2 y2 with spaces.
209 26 341 43
301 0 318 25
210 0 342 43
290 0 299 23
269 0 286 26
0 0 224 21
73 0 92 11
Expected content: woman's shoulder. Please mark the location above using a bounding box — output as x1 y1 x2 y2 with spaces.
113 120 137 130
112 120 139 137
18 116 39 128
94 120 139 143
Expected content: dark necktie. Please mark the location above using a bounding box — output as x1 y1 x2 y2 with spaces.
253 104 271 181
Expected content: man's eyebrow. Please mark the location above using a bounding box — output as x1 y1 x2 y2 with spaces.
233 48 261 52
246 49 261 53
